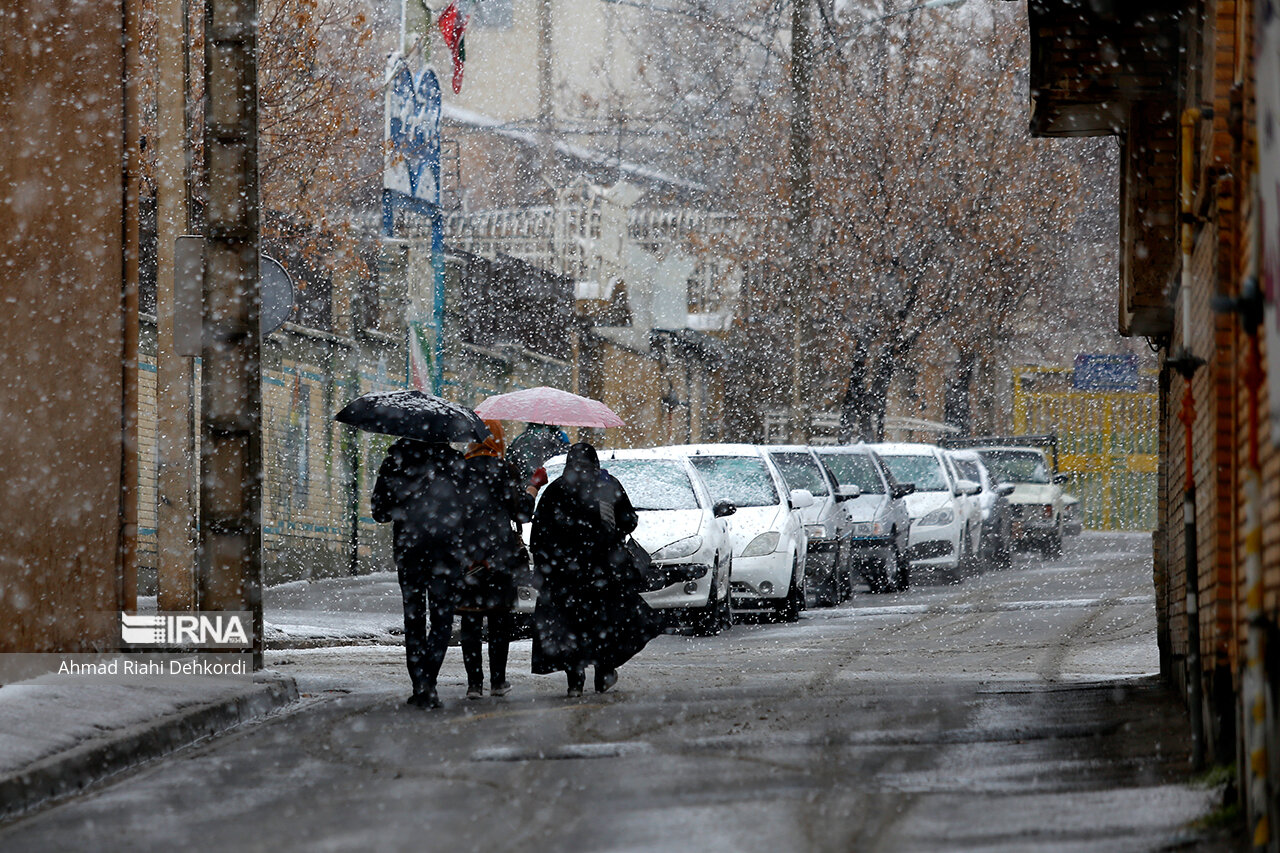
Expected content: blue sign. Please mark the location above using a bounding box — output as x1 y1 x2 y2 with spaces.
1073 353 1139 391
383 60 442 235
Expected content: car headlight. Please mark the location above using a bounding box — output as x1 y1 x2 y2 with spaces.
804 523 833 541
851 521 886 536
652 535 703 561
917 508 954 527
740 531 780 557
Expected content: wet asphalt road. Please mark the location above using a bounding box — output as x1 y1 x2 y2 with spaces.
0 533 1231 852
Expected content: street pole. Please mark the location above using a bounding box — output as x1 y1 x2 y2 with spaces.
156 0 198 611
788 0 814 443
200 0 263 669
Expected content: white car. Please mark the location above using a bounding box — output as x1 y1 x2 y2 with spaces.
871 443 981 577
814 445 914 593
538 448 736 635
971 446 1069 557
670 444 811 622
762 445 855 607
948 448 1015 569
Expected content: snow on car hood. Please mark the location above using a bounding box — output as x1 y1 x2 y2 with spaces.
721 504 787 553
1007 484 1059 505
903 490 951 520
842 495 888 523
631 509 705 554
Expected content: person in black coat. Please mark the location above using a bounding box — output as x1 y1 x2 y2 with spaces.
507 422 569 486
371 438 467 709
457 421 534 699
530 441 662 696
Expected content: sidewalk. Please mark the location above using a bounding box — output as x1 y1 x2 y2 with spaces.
0 574 394 823
0 671 298 822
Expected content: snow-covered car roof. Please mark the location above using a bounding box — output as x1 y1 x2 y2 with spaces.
595 446 706 462
665 443 766 457
870 442 940 456
972 446 1049 460
811 443 873 455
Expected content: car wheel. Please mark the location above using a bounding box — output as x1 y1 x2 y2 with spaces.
691 566 723 637
777 561 804 623
717 571 734 630
894 548 910 592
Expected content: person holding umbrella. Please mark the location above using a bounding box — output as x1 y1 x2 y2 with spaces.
339 390 489 709
457 420 533 699
507 422 568 487
529 441 662 696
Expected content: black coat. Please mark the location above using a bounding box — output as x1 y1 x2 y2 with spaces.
457 454 533 612
371 439 467 579
530 444 661 674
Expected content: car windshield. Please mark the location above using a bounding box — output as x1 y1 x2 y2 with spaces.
689 455 779 507
879 453 949 492
542 459 700 511
955 459 984 487
767 451 829 496
978 451 1049 484
816 452 885 494
602 459 699 511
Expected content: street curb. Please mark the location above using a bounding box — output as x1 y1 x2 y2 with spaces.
0 675 299 823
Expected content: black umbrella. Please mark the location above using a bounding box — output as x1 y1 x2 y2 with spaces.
334 390 490 443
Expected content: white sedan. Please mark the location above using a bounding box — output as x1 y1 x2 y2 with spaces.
539 447 736 635
670 444 811 622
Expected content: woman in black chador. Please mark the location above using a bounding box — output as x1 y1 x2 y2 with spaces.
530 441 662 696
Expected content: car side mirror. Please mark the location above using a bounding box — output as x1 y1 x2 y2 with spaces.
956 478 981 496
713 500 737 518
835 484 861 501
996 482 1016 497
1052 472 1070 485
789 489 815 510
890 483 915 500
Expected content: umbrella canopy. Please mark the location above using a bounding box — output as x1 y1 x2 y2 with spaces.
474 386 626 428
335 390 490 443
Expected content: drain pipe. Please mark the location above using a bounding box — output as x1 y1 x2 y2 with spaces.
1173 106 1208 772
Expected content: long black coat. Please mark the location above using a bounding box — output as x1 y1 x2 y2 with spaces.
457 454 533 611
371 439 467 580
530 445 661 674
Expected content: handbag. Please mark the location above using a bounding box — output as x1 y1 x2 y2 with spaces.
625 537 665 592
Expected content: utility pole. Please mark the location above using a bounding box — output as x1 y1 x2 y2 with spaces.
537 0 554 189
200 0 263 668
156 0 197 611
788 0 814 442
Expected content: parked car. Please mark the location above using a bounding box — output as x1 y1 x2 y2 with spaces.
971 446 1069 557
671 444 811 622
762 445 854 606
948 449 1015 569
813 445 914 593
871 442 981 578
538 447 737 635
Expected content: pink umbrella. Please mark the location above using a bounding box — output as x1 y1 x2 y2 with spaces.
474 386 626 428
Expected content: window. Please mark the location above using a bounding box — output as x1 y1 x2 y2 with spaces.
768 452 830 496
604 460 699 511
689 456 779 507
879 454 948 492
817 452 885 495
978 451 1049 485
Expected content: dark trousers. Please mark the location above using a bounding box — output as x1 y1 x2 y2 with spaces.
397 559 459 694
460 611 512 687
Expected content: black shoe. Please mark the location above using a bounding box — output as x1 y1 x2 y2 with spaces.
594 668 617 694
490 680 511 697
407 687 441 709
